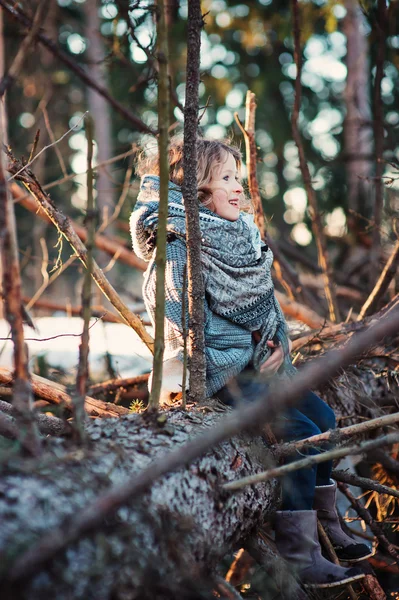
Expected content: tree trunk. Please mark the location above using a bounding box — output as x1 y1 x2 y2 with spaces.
0 406 278 600
84 0 115 270
343 0 373 227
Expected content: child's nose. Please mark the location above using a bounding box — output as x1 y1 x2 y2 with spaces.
235 181 243 194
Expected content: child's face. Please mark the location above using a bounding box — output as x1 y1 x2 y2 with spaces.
207 153 243 222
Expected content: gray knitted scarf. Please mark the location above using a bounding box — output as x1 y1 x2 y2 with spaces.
131 174 295 374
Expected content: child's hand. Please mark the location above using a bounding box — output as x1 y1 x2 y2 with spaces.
259 340 284 375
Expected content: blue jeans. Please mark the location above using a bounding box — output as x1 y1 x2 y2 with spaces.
217 371 336 511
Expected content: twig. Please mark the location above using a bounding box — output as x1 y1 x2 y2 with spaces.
292 291 399 350
372 448 399 478
223 432 399 492
371 0 387 277
0 106 41 456
235 97 319 311
0 0 49 98
338 482 399 561
43 146 137 192
181 264 188 409
317 520 357 600
276 409 399 458
332 469 399 499
291 0 340 322
41 104 68 177
6 305 399 581
25 254 77 311
96 158 134 235
358 238 399 320
148 0 170 410
182 0 206 403
0 0 156 135
6 158 154 353
74 116 96 439
8 113 88 182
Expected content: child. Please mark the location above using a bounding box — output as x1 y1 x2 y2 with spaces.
130 137 370 588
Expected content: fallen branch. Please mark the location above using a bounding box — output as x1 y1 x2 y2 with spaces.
88 374 149 397
0 399 69 437
224 432 399 492
6 160 154 353
275 409 399 458
7 304 399 581
0 368 128 418
332 469 399 500
0 0 155 135
338 482 399 561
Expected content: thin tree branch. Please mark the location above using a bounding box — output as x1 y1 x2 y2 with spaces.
74 116 96 439
149 0 170 410
0 102 41 456
224 432 399 492
275 409 399 458
332 469 399 499
182 0 206 403
235 98 319 312
8 112 88 182
338 482 399 561
371 0 387 277
0 0 155 135
291 0 340 322
7 305 399 581
358 238 399 320
0 0 49 98
6 158 154 353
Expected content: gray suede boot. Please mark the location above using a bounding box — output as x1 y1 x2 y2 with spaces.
274 510 365 588
314 481 373 562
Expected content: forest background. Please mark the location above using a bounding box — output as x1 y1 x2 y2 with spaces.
1 0 399 599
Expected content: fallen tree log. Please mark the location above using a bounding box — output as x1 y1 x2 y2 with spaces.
0 405 278 600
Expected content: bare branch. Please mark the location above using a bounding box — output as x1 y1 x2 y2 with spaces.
224 432 399 492
0 0 155 135
0 0 49 98
6 163 153 352
182 0 206 402
333 469 399 500
291 0 340 322
358 238 399 320
149 0 170 410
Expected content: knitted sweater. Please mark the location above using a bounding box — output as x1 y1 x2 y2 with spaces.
130 175 292 397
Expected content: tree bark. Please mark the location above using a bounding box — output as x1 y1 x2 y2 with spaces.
343 0 373 228
0 407 278 599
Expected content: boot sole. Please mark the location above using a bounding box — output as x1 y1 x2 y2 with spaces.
304 572 365 589
338 549 375 563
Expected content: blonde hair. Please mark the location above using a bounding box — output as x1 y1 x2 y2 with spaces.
136 136 250 210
